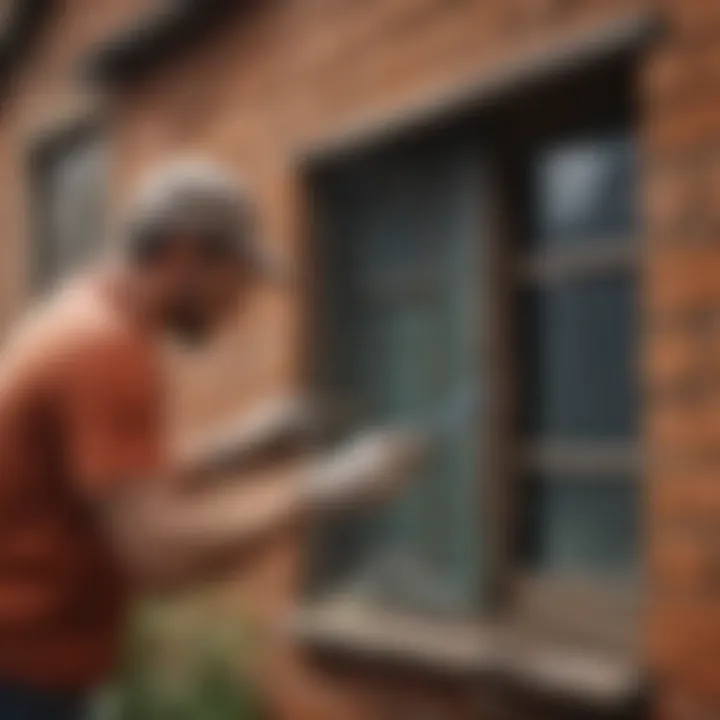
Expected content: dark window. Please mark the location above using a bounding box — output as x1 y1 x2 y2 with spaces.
521 272 637 440
32 126 107 288
522 474 638 575
309 58 638 641
517 129 639 582
312 133 485 614
532 134 636 248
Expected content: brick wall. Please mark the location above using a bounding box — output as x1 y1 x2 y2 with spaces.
644 1 720 718
2 0 720 717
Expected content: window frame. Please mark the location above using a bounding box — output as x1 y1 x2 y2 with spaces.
488 70 641 649
301 45 644 656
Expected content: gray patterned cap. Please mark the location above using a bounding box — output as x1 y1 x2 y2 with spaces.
123 157 281 279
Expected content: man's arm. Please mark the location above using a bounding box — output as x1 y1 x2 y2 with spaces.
60 331 424 593
177 395 321 486
99 430 423 593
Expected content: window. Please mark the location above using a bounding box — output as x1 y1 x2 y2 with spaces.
311 132 485 615
518 133 639 574
31 124 107 288
309 58 638 644
509 129 639 645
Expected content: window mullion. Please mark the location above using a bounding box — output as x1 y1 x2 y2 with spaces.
516 239 638 284
520 440 641 477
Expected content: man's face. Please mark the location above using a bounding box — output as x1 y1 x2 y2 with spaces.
149 233 250 345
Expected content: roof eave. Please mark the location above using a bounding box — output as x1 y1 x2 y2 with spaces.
83 0 243 88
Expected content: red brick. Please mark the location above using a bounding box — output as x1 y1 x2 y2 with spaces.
646 244 720 315
646 93 720 155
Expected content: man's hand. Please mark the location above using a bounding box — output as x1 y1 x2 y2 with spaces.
300 428 429 515
95 423 428 594
180 395 323 482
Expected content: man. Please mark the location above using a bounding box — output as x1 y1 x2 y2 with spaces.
0 160 423 718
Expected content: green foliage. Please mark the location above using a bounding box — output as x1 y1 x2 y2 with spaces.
96 602 265 720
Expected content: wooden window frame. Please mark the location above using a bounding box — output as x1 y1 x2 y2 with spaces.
297 13 654 672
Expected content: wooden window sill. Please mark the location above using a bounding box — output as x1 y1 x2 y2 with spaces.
289 597 643 712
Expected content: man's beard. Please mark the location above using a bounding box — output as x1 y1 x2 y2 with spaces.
167 306 212 346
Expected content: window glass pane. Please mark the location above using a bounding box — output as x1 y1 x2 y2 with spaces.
521 272 637 440
522 475 638 575
531 132 637 248
36 134 106 287
53 139 106 275
312 135 484 612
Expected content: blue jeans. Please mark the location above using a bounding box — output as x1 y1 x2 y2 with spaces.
0 680 89 720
